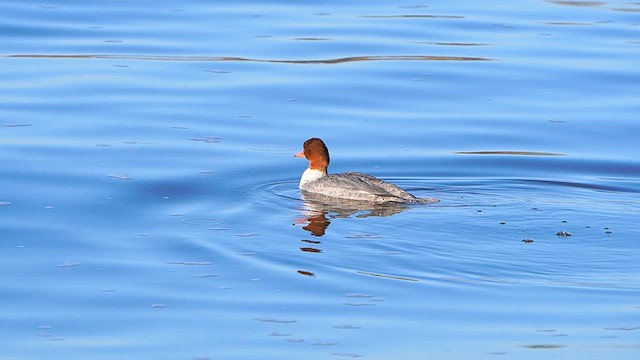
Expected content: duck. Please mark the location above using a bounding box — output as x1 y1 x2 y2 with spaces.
294 138 438 204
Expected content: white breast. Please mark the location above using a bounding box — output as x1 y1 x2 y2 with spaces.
299 168 326 189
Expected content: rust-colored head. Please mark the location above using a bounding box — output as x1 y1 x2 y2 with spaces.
294 138 330 172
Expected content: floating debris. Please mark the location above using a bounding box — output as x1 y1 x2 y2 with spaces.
556 231 572 237
108 174 132 180
3 123 32 127
254 317 297 324
293 37 330 42
313 341 338 346
345 233 382 239
297 270 315 277
58 261 79 267
399 4 429 8
194 274 219 278
522 239 534 244
356 270 419 282
235 233 259 237
178 217 223 226
346 293 372 298
284 338 305 343
384 251 404 255
203 69 230 74
519 344 564 349
604 326 640 331
189 136 222 144
331 353 364 358
300 247 322 253
333 324 362 329
541 21 594 26
268 332 292 337
165 261 212 266
342 302 376 307
427 42 490 46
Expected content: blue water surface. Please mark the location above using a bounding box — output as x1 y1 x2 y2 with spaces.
1 0 639 359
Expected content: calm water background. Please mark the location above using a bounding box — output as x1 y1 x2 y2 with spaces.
1 0 639 359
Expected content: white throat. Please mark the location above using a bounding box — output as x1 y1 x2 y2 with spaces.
299 168 326 189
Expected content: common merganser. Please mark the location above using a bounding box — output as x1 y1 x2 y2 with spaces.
294 138 438 204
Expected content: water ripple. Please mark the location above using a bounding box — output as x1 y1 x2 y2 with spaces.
360 14 465 19
5 54 493 63
456 150 565 156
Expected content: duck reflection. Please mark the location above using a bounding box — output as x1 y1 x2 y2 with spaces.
296 191 410 237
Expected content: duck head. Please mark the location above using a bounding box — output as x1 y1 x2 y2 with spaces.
295 138 330 188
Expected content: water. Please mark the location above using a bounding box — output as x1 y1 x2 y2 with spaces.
1 0 639 359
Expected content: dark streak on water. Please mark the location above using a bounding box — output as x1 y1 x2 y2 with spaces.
5 54 493 63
